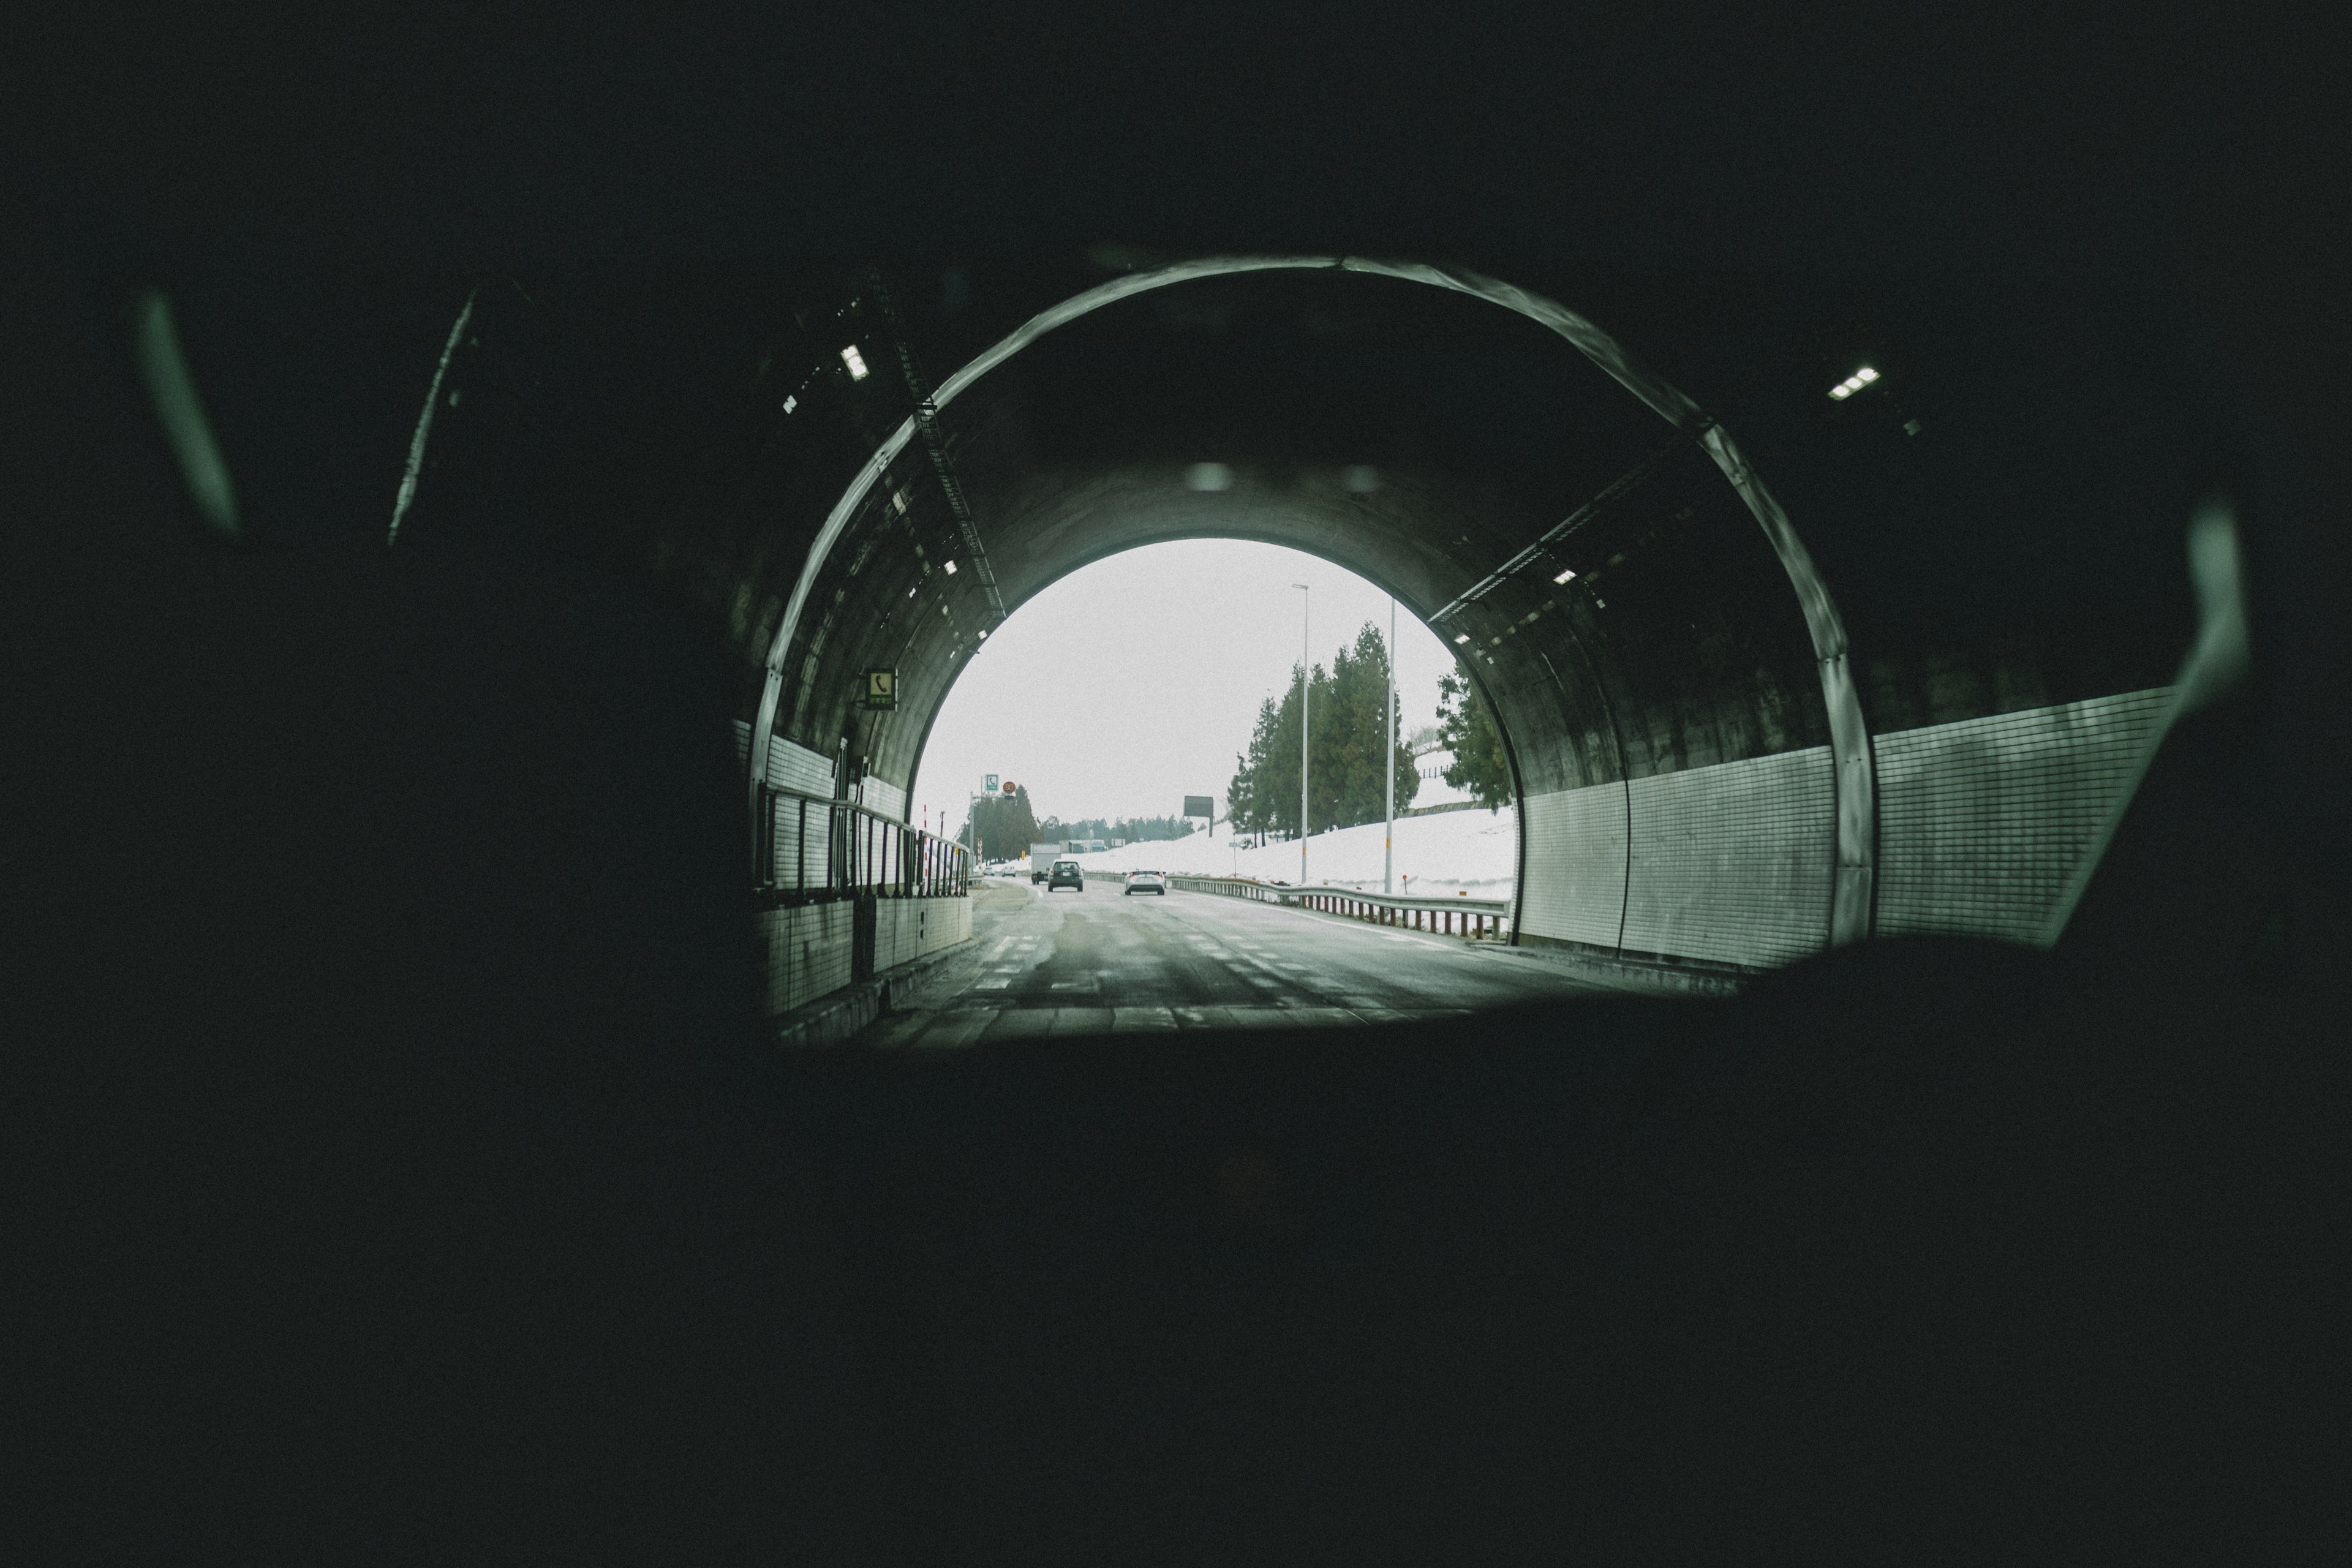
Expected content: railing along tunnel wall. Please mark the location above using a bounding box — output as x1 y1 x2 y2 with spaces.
733 720 973 1019
1164 875 1511 940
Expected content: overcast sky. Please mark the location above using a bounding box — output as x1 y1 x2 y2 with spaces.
910 540 1459 832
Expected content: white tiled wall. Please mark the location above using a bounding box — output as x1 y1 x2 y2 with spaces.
1517 782 1630 949
1872 687 2171 944
732 720 837 798
755 895 973 1018
1513 688 2174 970
1621 747 1836 968
873 895 974 974
753 900 856 1017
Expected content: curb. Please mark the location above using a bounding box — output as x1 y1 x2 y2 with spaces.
1497 945 1750 999
1555 956 1747 999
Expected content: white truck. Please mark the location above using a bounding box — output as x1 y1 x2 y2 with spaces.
1030 843 1066 883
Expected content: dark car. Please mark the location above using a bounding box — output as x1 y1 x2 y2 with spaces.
1047 859 1084 892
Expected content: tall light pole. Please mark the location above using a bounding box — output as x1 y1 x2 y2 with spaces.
1384 595 1396 897
1292 582 1310 887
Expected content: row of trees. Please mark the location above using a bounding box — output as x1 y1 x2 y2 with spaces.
962 787 1040 861
1226 622 1421 840
1043 814 1194 845
958 622 1513 861
958 792 1199 862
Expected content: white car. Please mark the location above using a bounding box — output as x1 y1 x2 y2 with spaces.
1125 869 1168 895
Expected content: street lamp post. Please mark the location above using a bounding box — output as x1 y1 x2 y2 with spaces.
1292 582 1310 887
1385 595 1396 897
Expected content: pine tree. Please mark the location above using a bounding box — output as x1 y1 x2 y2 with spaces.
1226 622 1419 840
1435 662 1512 809
965 785 1040 859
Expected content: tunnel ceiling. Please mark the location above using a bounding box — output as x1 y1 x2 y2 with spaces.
714 262 1838 811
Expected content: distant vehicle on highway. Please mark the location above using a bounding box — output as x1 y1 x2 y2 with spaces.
1030 843 1065 883
1046 859 1085 892
1126 870 1167 895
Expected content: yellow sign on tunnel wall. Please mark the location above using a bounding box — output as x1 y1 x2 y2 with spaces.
864 668 897 710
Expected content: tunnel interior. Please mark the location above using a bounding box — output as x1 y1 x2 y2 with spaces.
75 239 2214 1010
654 256 2193 987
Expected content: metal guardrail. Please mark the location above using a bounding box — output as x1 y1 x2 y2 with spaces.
1166 875 1512 939
755 784 970 908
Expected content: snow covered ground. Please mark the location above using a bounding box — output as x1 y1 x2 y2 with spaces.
1011 805 1518 899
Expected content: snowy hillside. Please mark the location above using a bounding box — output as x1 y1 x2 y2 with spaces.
1011 807 1518 899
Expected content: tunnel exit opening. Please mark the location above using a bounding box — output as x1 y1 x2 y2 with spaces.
904 536 1520 908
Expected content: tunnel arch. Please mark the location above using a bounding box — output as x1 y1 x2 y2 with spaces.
750 256 1877 958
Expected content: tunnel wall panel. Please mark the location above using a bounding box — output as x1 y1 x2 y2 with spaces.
768 794 832 892
858 777 908 823
732 720 837 796
755 901 856 1017
1872 687 2171 944
768 735 836 796
874 895 974 974
1621 748 1835 967
1517 784 1630 948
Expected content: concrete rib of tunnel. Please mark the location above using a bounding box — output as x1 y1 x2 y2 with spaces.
750 255 1878 951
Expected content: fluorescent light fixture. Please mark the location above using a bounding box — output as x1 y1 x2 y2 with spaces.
1185 462 1233 492
943 559 957 575
782 395 797 414
1553 567 1577 584
907 585 918 598
1453 633 1471 644
1829 365 1879 400
841 345 869 380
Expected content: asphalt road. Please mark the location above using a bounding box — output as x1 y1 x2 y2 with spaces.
861 875 1629 1046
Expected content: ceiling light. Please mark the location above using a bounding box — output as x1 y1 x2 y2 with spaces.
1828 365 1880 400
782 396 797 414
1553 567 1577 584
943 560 957 575
907 585 918 598
841 345 869 380
1453 633 1471 644
1185 462 1233 492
